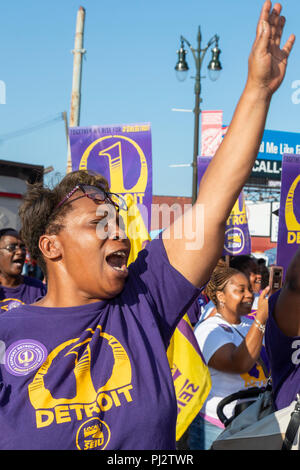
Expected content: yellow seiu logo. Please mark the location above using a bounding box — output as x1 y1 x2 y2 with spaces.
228 234 242 244
79 135 148 205
285 174 300 244
83 424 103 440
76 417 111 450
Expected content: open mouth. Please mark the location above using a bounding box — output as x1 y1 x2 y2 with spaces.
105 250 129 277
12 258 24 268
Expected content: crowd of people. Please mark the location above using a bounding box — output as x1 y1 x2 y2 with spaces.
0 0 298 451
187 256 271 449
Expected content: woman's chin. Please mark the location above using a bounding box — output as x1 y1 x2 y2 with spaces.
100 269 128 298
9 267 23 276
240 305 252 316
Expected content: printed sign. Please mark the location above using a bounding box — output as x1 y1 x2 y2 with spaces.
222 127 300 179
197 157 251 255
277 154 300 277
258 130 300 162
251 158 282 180
200 111 223 157
69 122 153 238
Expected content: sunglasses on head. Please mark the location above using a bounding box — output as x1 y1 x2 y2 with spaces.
55 184 128 212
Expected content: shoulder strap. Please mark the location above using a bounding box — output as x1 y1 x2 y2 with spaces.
282 395 300 450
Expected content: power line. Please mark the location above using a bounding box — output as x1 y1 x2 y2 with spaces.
0 112 65 143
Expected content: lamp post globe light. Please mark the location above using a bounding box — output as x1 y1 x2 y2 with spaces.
175 27 222 204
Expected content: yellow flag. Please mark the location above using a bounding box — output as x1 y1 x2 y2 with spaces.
167 314 211 441
120 201 211 440
120 194 151 265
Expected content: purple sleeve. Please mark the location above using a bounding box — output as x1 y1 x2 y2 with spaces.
186 296 205 327
265 289 300 410
127 238 201 342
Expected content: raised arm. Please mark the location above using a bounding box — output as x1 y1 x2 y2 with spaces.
163 1 295 287
209 287 270 374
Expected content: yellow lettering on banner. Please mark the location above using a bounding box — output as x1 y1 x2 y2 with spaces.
287 231 300 244
288 232 296 244
137 193 144 204
122 125 150 132
227 214 247 226
79 135 148 196
285 175 300 232
179 391 193 402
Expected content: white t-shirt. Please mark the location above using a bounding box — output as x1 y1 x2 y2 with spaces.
252 293 259 309
194 314 268 427
197 299 216 323
198 293 260 324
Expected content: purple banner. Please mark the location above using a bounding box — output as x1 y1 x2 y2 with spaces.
277 154 300 277
69 123 152 231
197 157 251 256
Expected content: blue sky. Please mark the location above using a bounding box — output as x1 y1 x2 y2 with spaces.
0 0 299 196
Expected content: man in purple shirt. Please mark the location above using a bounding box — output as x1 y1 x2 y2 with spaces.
0 228 46 311
0 1 295 450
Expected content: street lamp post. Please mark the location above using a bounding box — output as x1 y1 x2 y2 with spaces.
175 27 222 204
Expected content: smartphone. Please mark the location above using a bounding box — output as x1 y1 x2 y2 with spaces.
269 266 283 295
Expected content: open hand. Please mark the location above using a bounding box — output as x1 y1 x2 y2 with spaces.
247 1 295 96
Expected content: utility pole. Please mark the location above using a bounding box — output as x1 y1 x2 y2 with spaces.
67 6 86 174
62 111 69 144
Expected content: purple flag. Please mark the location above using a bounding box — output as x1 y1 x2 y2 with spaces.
277 154 300 277
69 123 152 232
197 156 251 256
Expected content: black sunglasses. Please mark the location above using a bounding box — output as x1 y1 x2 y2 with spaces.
55 184 128 212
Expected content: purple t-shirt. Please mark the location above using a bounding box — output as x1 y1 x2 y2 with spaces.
187 293 209 326
0 276 47 312
0 238 200 450
265 289 300 410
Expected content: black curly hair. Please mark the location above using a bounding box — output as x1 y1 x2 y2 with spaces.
19 170 109 275
205 265 241 307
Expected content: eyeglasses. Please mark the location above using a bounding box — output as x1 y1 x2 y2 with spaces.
55 184 128 212
0 243 26 253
